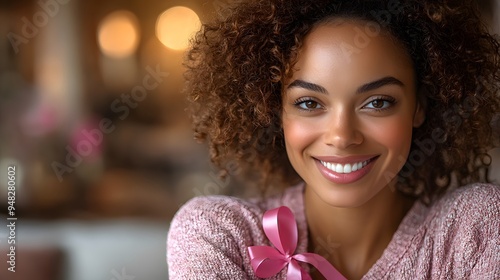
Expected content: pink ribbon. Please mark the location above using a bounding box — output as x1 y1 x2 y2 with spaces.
248 206 347 280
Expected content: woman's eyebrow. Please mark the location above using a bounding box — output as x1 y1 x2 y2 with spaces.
287 80 328 94
356 76 404 94
287 76 404 95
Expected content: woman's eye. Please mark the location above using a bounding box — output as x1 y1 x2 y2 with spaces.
295 100 321 110
364 98 394 110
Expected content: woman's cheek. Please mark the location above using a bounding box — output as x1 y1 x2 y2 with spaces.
283 116 321 151
367 116 414 158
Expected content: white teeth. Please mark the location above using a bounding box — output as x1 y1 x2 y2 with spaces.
335 164 343 173
327 162 333 170
343 164 352 173
320 160 370 174
352 163 358 171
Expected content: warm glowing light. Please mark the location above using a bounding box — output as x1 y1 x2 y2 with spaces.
98 10 140 58
156 6 201 50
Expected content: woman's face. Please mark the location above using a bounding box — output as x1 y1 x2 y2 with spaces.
282 20 425 207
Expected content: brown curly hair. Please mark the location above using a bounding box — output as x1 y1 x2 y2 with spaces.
185 0 500 200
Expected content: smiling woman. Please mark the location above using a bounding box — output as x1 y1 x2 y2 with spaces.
167 0 500 279
282 21 425 210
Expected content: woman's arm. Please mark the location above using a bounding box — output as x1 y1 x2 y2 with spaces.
167 196 263 279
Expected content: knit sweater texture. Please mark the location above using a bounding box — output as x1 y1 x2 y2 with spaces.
167 183 500 279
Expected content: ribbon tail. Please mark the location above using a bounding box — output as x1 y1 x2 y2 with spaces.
293 253 347 280
286 259 302 280
286 259 313 280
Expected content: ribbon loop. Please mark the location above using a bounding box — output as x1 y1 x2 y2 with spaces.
262 207 298 255
247 206 347 280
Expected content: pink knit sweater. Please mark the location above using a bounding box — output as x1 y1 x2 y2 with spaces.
167 183 500 279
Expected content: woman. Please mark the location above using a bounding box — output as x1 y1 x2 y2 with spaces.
168 0 500 279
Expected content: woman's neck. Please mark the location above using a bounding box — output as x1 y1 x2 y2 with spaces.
304 183 414 280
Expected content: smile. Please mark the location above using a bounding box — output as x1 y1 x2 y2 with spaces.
319 160 369 174
314 155 379 184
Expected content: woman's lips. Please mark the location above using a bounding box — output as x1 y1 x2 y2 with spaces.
314 155 379 184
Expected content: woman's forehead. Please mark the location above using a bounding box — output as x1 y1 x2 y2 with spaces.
287 20 415 89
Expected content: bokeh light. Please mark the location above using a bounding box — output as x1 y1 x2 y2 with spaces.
155 6 201 51
98 10 140 58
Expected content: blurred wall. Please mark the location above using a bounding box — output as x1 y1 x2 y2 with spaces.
0 1 498 280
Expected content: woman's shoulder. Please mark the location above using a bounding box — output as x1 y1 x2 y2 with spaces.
421 183 498 251
383 183 500 279
447 182 500 200
433 183 500 218
422 183 500 230
173 194 262 225
169 183 305 233
166 184 305 279
424 183 500 277
406 183 500 255
166 195 264 279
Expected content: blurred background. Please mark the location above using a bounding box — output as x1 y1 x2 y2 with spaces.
0 0 498 279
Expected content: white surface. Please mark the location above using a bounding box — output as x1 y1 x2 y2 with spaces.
3 219 169 280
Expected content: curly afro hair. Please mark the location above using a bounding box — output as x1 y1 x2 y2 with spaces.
185 0 500 200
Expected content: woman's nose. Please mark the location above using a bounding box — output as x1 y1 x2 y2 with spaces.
324 110 363 149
